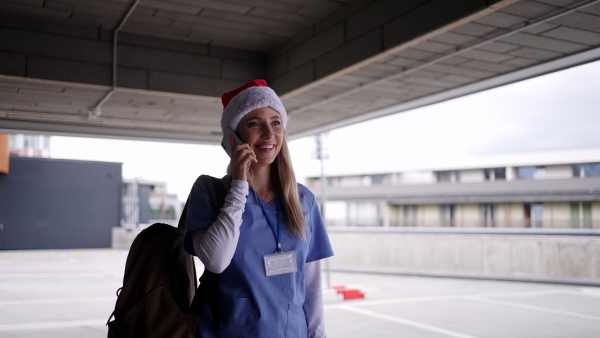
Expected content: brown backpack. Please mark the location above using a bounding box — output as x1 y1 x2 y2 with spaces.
107 175 228 337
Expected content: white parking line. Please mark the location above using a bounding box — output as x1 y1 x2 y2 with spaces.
0 297 115 306
338 305 481 338
577 288 600 298
0 319 106 331
464 296 600 322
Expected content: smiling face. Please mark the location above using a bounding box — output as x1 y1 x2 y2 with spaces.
236 106 284 166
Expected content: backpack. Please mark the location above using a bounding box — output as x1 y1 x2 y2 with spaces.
107 175 229 338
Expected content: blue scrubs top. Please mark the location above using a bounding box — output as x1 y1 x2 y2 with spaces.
184 177 334 338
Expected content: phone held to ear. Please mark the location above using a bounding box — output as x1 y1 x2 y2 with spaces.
221 127 243 158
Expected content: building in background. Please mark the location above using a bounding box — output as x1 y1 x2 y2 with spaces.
307 150 600 229
121 178 182 229
0 155 122 250
9 134 51 158
0 133 182 249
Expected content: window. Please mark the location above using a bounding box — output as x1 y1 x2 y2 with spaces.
436 171 460 183
570 202 592 228
524 203 543 228
440 204 455 227
518 166 546 180
403 205 418 227
484 168 506 181
518 166 535 179
480 203 497 227
348 202 379 227
573 163 600 177
327 176 341 187
371 174 392 185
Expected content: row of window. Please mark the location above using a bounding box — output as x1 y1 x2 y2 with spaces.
437 163 600 182
325 201 596 228
319 163 600 187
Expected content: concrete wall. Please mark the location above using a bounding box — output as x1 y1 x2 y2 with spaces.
328 231 600 285
461 169 484 183
112 227 142 249
341 176 362 187
546 165 573 180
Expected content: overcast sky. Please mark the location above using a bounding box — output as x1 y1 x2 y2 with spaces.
51 60 600 201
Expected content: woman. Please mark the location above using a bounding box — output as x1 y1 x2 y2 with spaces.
184 79 334 337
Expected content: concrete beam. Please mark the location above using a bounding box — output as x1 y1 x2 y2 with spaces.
0 13 267 97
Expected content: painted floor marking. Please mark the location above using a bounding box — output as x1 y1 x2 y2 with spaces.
0 297 115 306
1 253 22 258
465 296 600 322
68 252 88 258
0 319 106 331
338 305 481 338
37 253 57 258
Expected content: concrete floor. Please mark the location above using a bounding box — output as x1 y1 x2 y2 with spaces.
1 249 599 338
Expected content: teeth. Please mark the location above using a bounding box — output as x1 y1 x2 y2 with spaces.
259 145 274 149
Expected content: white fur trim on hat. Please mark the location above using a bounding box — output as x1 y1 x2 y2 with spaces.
220 86 288 133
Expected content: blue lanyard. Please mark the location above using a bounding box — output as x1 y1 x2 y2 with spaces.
256 191 283 253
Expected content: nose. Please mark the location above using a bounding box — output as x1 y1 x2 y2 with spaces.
261 124 274 138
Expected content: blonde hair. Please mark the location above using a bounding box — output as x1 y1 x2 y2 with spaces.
272 135 305 239
227 134 305 238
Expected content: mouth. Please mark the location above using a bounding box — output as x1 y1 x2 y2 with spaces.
256 144 276 151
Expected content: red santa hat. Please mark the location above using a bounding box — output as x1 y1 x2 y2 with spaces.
220 79 288 134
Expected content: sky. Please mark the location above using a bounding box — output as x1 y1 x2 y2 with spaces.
50 60 600 202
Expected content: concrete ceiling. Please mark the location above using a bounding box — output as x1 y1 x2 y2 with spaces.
1 0 599 144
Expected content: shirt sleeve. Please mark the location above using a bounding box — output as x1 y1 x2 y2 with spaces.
302 185 334 263
304 260 327 338
184 177 249 273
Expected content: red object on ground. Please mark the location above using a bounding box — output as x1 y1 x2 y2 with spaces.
332 285 365 300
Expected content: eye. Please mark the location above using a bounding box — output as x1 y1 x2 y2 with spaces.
272 120 281 126
248 121 259 128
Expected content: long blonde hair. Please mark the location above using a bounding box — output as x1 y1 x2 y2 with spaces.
271 135 305 239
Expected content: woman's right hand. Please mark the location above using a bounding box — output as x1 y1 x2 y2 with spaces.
230 135 257 181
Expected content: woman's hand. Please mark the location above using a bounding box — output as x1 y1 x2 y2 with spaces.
230 135 257 181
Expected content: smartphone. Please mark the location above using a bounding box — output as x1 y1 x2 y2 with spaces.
221 127 243 158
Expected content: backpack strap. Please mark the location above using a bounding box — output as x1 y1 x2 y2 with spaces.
178 199 190 233
201 175 230 214
189 175 230 330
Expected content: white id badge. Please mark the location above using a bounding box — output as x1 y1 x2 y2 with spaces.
263 250 298 277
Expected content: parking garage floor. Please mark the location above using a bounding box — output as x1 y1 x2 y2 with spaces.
1 249 599 338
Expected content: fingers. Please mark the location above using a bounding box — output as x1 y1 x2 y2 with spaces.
230 138 256 181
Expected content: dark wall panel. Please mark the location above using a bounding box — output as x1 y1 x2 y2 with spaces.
0 156 122 250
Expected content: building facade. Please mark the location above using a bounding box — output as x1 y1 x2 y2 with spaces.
121 178 182 229
307 159 600 230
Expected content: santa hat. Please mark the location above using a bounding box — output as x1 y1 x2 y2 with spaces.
220 79 288 134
